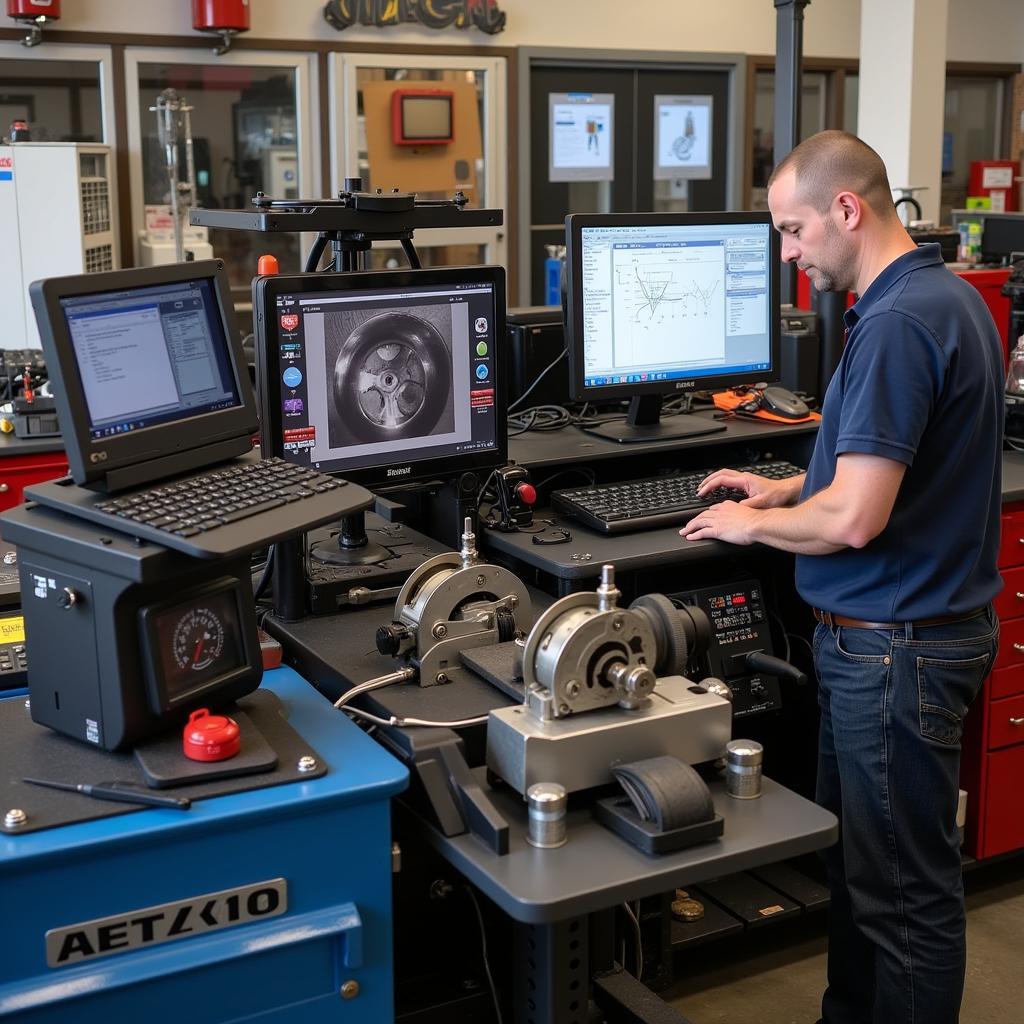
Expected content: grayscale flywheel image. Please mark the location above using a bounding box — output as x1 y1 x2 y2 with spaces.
325 307 455 446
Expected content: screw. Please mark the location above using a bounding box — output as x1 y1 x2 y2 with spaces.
296 756 318 773
4 809 27 829
432 623 448 639
612 617 623 631
565 680 581 698
558 704 570 716
509 594 518 609
340 980 360 1000
435 672 449 685
476 574 486 587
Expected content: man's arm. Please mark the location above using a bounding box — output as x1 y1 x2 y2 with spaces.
680 452 906 554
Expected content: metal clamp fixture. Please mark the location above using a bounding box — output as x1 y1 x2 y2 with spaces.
375 517 532 686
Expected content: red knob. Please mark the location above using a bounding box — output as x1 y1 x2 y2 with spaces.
516 482 537 506
257 254 279 276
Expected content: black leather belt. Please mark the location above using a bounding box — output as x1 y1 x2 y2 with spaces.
813 607 987 630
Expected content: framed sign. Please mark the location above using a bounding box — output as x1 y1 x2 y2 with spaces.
549 92 614 183
654 95 713 180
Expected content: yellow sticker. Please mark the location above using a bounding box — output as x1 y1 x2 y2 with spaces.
0 616 25 644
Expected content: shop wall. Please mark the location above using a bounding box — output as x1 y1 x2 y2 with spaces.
46 0 1024 64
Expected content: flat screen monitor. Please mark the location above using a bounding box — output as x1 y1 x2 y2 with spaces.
565 211 780 442
30 260 257 486
255 266 507 492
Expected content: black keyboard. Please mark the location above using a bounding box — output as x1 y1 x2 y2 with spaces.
551 461 804 534
25 456 374 559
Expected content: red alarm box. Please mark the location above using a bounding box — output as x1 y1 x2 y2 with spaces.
192 0 250 34
968 160 1020 212
391 89 455 146
6 0 60 20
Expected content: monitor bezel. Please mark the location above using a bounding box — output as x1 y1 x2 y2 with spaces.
254 265 508 491
565 211 781 403
29 259 257 487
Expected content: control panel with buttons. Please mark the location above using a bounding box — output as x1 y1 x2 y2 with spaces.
669 578 783 717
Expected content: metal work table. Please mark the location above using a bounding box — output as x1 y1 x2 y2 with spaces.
507 409 818 473
269 603 837 1024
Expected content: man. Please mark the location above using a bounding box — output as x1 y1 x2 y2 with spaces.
680 130 1003 1024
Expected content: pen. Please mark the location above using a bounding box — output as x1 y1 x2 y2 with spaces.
23 777 191 810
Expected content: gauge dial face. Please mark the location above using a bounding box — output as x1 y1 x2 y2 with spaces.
171 606 226 672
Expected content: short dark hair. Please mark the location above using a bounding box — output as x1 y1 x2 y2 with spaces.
768 130 896 219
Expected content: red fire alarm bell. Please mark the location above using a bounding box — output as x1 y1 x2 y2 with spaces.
192 0 250 54
7 0 59 47
392 89 455 146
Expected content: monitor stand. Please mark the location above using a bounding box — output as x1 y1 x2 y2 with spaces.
583 394 726 444
309 510 393 566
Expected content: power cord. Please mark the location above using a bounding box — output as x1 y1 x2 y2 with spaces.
508 347 567 414
464 886 504 1024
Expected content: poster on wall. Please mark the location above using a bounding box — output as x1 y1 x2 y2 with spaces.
548 93 614 182
654 95 713 180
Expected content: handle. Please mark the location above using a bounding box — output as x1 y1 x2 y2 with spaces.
1010 717 1024 726
745 650 809 687
1013 643 1024 653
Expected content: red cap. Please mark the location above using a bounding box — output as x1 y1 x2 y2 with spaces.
183 708 241 762
515 482 537 506
257 254 279 276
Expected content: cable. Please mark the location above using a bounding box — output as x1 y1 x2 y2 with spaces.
621 901 643 979
464 886 504 1024
343 705 490 729
508 347 567 413
253 545 275 602
332 667 416 709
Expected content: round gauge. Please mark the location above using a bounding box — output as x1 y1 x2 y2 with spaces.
171 606 226 672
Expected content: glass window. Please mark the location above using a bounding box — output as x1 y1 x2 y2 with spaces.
0 57 102 142
843 73 859 134
134 61 305 291
941 76 1004 224
750 69 830 209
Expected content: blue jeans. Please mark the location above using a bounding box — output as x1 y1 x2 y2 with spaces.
812 606 999 1024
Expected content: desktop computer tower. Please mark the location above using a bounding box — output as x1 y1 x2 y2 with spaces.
779 306 820 398
506 307 570 408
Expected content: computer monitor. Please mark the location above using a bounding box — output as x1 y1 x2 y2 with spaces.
255 265 507 491
565 211 780 442
30 260 257 489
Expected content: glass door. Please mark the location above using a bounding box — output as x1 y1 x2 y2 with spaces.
331 52 507 270
124 47 320 297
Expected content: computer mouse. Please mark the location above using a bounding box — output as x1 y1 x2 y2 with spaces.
760 385 810 419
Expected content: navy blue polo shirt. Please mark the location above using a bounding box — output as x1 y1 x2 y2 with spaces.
796 244 1004 621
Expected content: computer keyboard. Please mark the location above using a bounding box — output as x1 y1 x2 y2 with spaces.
551 461 805 534
25 457 374 559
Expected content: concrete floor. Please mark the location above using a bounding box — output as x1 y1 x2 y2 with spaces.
662 857 1024 1024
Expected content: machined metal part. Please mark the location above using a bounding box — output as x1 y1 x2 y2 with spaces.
380 527 531 686
521 565 657 720
486 675 732 796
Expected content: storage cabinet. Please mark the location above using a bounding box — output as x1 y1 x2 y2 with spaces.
0 450 68 512
963 501 1024 859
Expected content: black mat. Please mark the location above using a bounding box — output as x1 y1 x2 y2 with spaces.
459 641 526 702
1 689 325 835
134 708 277 788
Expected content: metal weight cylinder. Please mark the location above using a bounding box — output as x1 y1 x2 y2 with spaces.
526 782 568 848
726 739 764 799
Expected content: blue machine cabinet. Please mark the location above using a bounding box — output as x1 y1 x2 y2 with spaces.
0 667 408 1023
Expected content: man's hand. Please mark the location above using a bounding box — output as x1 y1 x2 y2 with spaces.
697 469 804 509
679 500 761 545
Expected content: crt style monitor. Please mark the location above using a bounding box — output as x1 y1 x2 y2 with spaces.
565 211 780 443
254 266 507 491
29 260 257 488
